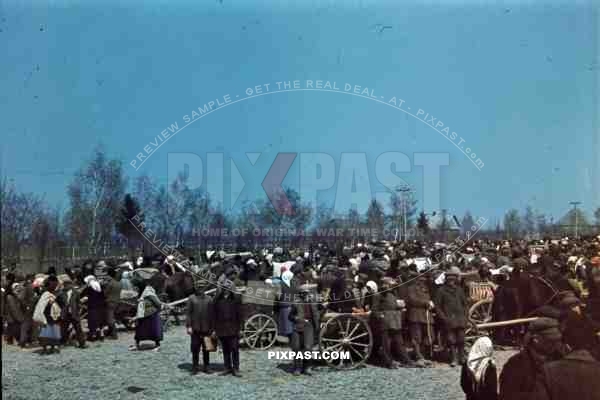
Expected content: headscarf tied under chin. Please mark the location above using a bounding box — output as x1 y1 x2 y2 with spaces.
467 336 494 383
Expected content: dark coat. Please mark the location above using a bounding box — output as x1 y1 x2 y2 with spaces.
81 286 106 310
21 284 36 319
103 277 122 307
531 350 600 400
213 293 242 337
499 350 540 400
373 292 403 330
492 282 520 321
277 284 298 307
406 281 432 324
434 284 469 329
186 293 214 334
561 311 600 360
57 286 82 321
5 293 24 324
289 299 319 334
460 362 498 400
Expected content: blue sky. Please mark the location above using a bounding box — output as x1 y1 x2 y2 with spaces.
1 0 598 224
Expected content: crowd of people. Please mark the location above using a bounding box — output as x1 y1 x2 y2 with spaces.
1 261 165 353
2 235 600 399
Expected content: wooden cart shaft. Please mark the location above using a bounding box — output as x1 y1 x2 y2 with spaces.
475 317 539 329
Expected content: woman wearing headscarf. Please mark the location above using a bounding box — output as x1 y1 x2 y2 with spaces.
275 270 295 340
81 275 106 341
33 275 62 354
460 336 498 400
131 274 164 351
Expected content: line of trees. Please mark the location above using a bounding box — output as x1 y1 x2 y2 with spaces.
2 146 600 268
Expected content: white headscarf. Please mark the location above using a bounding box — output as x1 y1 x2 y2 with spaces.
84 275 101 292
366 281 378 293
467 336 494 383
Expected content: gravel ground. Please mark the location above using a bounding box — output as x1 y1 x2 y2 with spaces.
2 327 516 400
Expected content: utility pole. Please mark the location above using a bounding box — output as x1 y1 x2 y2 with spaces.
569 201 582 239
442 208 448 242
396 185 413 241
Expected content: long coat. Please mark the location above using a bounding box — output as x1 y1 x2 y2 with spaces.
103 277 122 307
460 362 498 400
406 281 432 324
373 292 403 331
498 350 539 400
213 293 242 337
289 299 319 352
57 286 82 321
434 284 469 329
5 293 25 324
289 300 320 334
531 349 600 400
186 293 214 334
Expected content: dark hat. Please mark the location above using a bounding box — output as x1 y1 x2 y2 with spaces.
529 317 562 340
557 291 581 308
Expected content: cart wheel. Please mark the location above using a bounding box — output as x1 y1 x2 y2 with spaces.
468 299 493 325
243 313 278 350
319 315 372 370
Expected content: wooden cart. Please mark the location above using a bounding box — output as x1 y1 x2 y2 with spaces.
318 311 373 370
466 281 495 327
239 281 279 350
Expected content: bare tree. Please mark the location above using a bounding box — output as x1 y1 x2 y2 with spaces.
0 177 44 266
66 146 126 255
503 209 522 239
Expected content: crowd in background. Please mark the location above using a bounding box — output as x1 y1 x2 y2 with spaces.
2 235 600 399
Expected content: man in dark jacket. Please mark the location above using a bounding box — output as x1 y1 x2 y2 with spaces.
530 348 600 400
406 273 435 364
368 249 388 282
373 277 414 368
19 276 37 347
289 285 320 376
213 287 242 377
57 277 86 348
5 283 24 346
434 266 468 367
499 317 565 400
186 284 215 375
103 268 122 340
556 291 600 360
